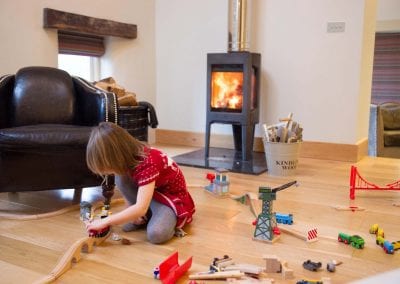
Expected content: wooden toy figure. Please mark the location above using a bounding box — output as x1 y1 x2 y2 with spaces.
205 168 230 197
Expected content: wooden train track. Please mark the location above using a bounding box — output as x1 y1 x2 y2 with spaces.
231 192 261 217
33 232 111 284
1 198 126 283
0 198 125 220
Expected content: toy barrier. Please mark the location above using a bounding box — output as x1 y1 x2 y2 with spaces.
263 141 301 176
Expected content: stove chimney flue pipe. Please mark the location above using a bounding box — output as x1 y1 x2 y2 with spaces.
228 0 251 52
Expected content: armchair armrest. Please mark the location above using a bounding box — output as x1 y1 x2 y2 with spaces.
72 77 119 125
0 75 15 128
138 101 159 128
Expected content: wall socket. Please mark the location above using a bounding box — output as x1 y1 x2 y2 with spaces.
327 22 345 33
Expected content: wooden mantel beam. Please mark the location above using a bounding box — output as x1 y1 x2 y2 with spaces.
43 8 137 39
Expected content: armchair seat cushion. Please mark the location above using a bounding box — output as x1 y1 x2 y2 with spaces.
0 124 92 148
384 130 400 147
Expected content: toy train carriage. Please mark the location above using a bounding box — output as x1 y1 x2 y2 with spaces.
376 236 385 246
392 240 400 250
376 237 395 254
338 232 365 249
376 228 384 238
383 240 394 254
88 226 111 238
369 224 384 238
275 213 293 225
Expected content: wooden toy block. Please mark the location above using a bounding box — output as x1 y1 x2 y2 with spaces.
224 263 264 275
189 270 245 280
263 255 281 273
280 260 294 279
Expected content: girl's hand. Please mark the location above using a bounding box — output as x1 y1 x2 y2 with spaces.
85 219 109 232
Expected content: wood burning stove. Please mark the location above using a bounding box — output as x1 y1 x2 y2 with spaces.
172 0 267 174
205 52 261 161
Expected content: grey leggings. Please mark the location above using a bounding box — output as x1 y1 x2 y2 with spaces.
115 175 177 244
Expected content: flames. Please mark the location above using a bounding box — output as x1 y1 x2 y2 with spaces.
211 72 243 110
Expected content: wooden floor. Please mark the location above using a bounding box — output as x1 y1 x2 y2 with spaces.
1 144 400 284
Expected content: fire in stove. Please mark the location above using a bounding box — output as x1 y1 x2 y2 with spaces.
211 67 257 113
211 71 243 111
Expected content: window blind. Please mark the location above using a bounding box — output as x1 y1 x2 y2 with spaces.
58 30 105 57
371 32 400 104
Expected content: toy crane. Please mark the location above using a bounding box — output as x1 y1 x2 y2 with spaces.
253 181 297 242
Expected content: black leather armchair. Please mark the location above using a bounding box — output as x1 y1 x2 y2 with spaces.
0 66 118 205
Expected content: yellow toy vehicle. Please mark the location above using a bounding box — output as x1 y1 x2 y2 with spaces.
392 240 400 250
376 236 385 246
369 224 379 234
376 228 385 238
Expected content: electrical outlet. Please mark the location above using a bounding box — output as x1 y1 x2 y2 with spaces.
327 22 345 33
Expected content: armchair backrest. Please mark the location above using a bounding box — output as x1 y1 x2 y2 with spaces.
379 102 400 131
12 66 76 126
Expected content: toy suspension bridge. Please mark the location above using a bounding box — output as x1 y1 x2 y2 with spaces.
349 165 400 200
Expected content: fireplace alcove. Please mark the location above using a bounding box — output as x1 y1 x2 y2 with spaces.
173 52 267 175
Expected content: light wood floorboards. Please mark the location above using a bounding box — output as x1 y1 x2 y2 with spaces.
0 144 399 283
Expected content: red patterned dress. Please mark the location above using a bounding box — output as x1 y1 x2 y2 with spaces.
130 147 195 228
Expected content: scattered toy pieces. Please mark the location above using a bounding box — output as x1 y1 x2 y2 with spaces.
121 238 131 245
227 277 274 283
174 228 187 238
302 260 322 272
111 233 122 241
210 255 234 272
157 251 192 284
189 270 245 280
280 260 294 279
80 201 93 221
338 232 364 249
153 267 160 279
333 205 365 211
224 264 264 276
263 255 281 273
232 192 261 217
204 168 230 197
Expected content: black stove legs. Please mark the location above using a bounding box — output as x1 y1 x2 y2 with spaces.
205 122 255 161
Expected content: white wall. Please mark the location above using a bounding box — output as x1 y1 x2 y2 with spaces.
0 0 156 107
155 0 228 134
156 0 378 145
2 0 396 146
0 0 58 71
376 0 400 32
377 0 400 20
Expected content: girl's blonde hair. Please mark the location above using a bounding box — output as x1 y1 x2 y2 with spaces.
86 122 146 175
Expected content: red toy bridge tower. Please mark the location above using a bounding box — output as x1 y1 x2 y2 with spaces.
349 166 400 199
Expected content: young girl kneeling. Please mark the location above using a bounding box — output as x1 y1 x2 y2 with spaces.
85 122 195 244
